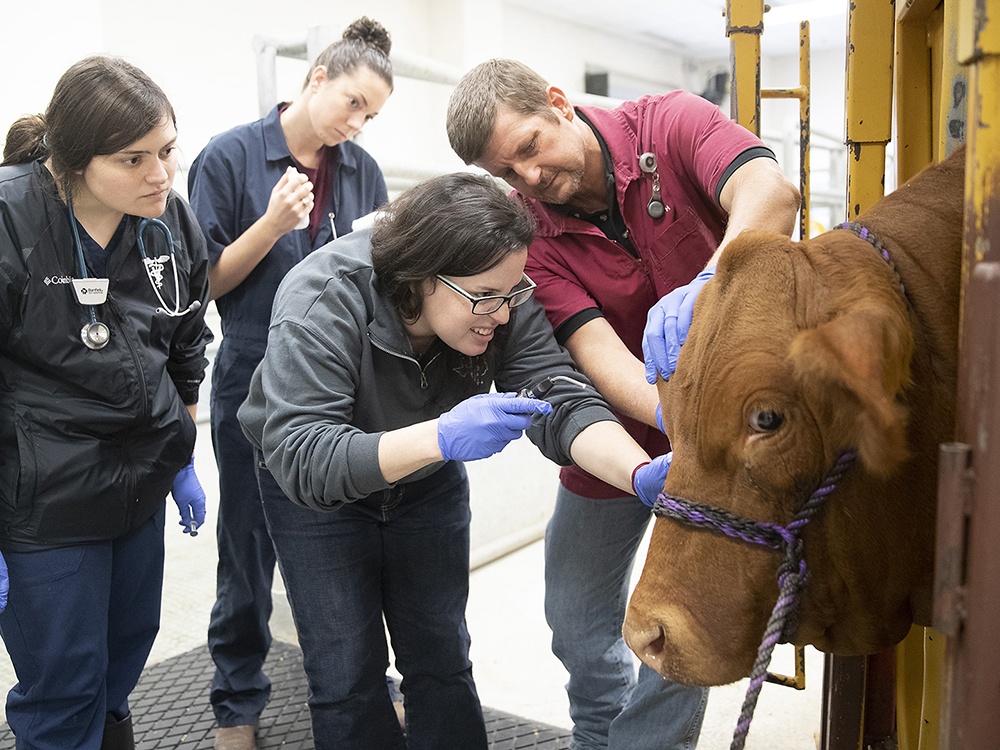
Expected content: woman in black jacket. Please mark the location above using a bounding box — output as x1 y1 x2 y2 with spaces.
0 55 212 749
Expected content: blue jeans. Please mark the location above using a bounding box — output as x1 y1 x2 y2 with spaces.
208 337 276 727
544 484 708 750
0 507 165 750
258 455 487 750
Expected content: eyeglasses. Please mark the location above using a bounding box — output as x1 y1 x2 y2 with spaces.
434 272 537 315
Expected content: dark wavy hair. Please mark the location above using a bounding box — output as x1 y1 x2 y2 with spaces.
371 172 536 393
2 55 175 198
305 17 393 91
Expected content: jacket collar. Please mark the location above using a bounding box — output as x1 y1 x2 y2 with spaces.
262 104 359 175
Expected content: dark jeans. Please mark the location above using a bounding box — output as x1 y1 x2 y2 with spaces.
0 507 164 750
208 338 275 726
544 485 707 750
257 455 487 750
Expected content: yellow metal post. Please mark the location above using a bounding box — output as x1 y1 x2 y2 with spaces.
726 0 764 135
762 21 810 239
960 0 1000 268
896 0 944 179
939 0 969 159
892 6 958 749
943 3 1000 744
845 0 895 217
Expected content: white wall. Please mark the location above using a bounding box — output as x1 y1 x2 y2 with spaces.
0 0 752 191
0 0 851 557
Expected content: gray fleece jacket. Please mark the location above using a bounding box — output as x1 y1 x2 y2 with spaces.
238 228 617 511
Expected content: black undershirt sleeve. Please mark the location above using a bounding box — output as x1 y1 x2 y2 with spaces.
714 146 777 205
554 308 605 347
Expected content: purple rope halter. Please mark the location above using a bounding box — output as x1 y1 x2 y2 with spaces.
652 449 857 750
835 221 907 298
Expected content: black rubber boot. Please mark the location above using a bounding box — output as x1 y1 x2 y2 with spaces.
101 712 135 750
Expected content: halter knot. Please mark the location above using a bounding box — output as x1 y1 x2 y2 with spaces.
651 448 857 750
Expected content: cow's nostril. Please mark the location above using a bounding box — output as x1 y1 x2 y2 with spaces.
640 626 667 666
624 619 669 674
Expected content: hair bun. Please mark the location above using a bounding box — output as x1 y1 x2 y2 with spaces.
343 17 391 57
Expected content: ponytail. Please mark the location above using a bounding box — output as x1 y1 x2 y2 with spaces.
2 114 48 166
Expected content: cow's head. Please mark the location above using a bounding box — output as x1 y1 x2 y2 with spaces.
623 229 922 686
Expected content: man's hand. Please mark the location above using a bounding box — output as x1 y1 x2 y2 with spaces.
643 268 715 382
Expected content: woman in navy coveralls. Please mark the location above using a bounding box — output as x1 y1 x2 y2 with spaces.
186 17 394 750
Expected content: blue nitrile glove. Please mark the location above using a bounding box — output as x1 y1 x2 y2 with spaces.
654 403 666 435
0 550 8 613
172 456 206 535
632 452 673 508
643 268 716 383
438 392 554 462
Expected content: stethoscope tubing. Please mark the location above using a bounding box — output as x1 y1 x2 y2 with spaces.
67 198 197 350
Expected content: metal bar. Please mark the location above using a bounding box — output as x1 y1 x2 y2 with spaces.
761 87 806 98
894 627 929 750
821 654 865 750
944 4 1000 741
845 0 895 214
824 4 897 746
759 21 811 240
940 0 969 158
727 0 764 135
933 442 972 637
798 20 811 241
895 7 937 181
764 645 807 689
862 650 897 747
947 260 1000 749
252 38 278 119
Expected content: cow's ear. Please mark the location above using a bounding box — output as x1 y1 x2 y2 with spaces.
789 307 913 475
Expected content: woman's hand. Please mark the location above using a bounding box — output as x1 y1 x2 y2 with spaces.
437 393 553 462
171 456 207 535
264 166 314 236
632 452 672 508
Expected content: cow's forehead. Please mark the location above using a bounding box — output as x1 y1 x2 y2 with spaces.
662 236 828 473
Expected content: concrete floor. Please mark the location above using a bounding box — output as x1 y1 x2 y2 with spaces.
0 419 824 748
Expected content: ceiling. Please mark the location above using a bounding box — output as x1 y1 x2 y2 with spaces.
508 0 850 58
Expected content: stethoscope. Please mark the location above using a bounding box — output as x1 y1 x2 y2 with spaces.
639 152 669 219
68 199 200 350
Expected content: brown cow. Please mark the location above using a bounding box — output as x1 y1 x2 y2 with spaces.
622 148 965 687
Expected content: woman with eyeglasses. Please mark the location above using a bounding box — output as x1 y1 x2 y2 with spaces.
238 172 670 750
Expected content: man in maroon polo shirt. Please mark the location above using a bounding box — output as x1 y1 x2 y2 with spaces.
447 58 800 750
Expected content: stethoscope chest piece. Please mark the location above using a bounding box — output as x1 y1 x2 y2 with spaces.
81 321 111 350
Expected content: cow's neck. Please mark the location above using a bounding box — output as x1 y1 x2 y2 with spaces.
852 151 964 311
851 152 964 397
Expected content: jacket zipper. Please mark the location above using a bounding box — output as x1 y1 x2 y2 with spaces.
109 295 150 517
368 333 440 389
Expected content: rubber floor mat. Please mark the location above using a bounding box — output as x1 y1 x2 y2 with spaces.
0 641 571 748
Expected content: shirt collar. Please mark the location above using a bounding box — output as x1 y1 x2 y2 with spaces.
261 104 359 175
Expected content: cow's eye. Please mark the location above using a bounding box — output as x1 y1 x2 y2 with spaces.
749 410 784 433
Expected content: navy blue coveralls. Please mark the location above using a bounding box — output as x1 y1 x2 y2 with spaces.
187 104 388 727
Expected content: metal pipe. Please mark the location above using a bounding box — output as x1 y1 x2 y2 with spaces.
727 0 764 135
